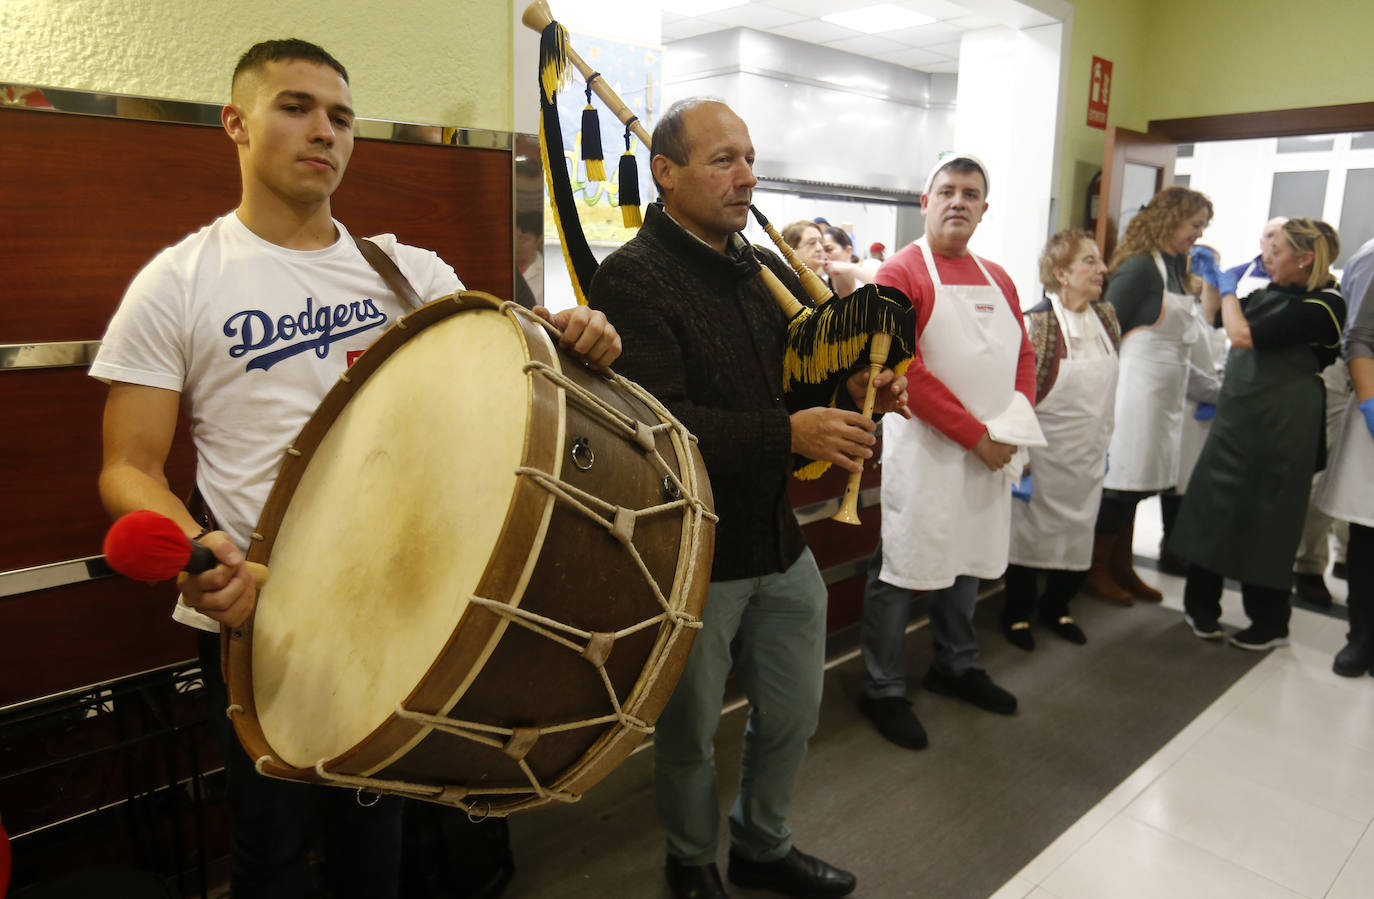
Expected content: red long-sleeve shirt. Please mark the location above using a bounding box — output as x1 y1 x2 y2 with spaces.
875 242 1037 449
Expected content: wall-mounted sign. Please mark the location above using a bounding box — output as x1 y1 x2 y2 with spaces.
1087 56 1112 130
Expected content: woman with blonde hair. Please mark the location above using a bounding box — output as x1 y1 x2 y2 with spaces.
1170 218 1345 648
1003 230 1120 649
1088 186 1213 606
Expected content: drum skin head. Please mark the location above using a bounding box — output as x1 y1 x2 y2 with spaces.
227 293 714 814
252 304 529 767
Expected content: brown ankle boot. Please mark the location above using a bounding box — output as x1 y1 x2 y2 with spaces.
1111 518 1163 602
1086 531 1133 606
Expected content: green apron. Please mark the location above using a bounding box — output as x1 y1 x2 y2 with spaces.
1168 288 1325 590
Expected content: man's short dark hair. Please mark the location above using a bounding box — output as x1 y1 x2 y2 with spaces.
232 39 349 89
515 210 541 237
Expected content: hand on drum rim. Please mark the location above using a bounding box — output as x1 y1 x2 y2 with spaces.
532 305 622 371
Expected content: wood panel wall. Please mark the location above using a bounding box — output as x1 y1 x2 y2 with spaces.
0 104 514 708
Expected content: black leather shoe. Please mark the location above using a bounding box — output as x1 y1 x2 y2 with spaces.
1333 641 1373 678
666 857 727 899
858 694 928 749
1040 614 1087 645
728 847 856 898
923 666 1017 714
1293 572 1333 608
1002 620 1035 651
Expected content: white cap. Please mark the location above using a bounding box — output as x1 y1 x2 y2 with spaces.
924 151 990 198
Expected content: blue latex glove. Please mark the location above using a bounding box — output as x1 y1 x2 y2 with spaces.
1361 396 1374 439
1190 246 1221 289
1193 402 1217 421
1217 267 1241 297
1012 471 1033 502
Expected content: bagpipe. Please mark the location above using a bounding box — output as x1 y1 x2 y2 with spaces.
522 0 916 523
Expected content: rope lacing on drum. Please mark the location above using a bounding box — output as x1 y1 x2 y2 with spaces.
269 300 715 818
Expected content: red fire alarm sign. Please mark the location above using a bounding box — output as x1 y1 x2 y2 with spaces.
1087 56 1112 130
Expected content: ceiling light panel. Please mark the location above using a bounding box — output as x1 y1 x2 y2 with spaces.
822 4 935 34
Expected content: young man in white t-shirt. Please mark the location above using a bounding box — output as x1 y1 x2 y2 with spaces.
91 39 620 898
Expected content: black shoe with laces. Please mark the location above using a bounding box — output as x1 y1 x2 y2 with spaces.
728 847 856 898
858 694 928 749
1185 614 1224 641
923 666 1017 715
1229 627 1289 651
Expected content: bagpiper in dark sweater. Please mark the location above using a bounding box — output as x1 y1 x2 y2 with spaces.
588 202 811 581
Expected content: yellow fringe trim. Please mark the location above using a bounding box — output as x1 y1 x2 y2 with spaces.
538 24 573 104
585 158 606 182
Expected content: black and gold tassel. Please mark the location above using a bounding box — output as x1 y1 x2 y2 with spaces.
778 284 918 479
580 81 606 182
537 20 572 104
618 122 642 228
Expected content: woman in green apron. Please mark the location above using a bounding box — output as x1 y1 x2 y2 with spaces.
1171 218 1345 649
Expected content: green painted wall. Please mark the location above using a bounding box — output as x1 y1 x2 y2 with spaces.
1057 0 1374 231
0 0 512 130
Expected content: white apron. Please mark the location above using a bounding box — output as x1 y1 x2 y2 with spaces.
880 239 1028 590
1103 252 1198 491
1316 392 1374 528
1177 304 1227 493
1009 297 1119 569
1234 258 1270 300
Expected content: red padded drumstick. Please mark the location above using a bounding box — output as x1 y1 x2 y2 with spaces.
103 509 269 584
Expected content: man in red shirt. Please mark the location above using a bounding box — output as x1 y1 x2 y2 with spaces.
858 154 1038 749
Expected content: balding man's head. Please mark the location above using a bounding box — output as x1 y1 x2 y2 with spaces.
649 98 756 252
1261 216 1288 252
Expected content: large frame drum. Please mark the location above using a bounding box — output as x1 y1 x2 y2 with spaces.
224 293 714 815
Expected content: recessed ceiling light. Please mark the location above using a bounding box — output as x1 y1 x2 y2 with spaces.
661 0 749 16
821 4 935 34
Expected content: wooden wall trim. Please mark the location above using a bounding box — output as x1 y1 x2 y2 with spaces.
1149 102 1374 142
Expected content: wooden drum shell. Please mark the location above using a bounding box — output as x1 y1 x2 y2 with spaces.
223 292 713 814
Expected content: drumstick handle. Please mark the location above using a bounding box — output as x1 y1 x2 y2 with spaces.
187 539 271 586
522 0 653 148
833 333 892 526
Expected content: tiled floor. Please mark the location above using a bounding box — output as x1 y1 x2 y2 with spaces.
990 498 1371 899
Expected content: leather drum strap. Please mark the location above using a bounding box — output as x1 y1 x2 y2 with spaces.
354 236 424 310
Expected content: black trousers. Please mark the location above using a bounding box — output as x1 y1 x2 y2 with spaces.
1003 564 1088 624
1096 489 1153 534
1181 566 1291 636
1347 524 1373 646
198 632 404 899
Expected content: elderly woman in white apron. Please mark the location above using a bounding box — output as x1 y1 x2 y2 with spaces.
1004 231 1121 650
1171 219 1345 649
1317 266 1374 674
1087 187 1213 606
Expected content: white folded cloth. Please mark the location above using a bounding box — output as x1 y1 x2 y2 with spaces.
983 392 1046 484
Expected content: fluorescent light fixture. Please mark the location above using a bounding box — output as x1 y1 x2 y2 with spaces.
661 0 749 16
821 4 935 34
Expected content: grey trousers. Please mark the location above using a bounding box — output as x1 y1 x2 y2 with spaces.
653 548 828 866
860 545 980 698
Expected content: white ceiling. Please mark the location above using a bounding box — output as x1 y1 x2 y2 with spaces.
662 0 1060 74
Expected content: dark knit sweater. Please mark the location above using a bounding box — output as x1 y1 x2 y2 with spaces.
589 204 808 580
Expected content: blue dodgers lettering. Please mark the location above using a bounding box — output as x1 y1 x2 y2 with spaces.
224 297 388 371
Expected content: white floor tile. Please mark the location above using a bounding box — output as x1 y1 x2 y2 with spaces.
985 874 1038 899
1225 660 1374 755
1327 821 1374 899
1187 713 1374 822
1122 753 1363 897
1041 815 1306 899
